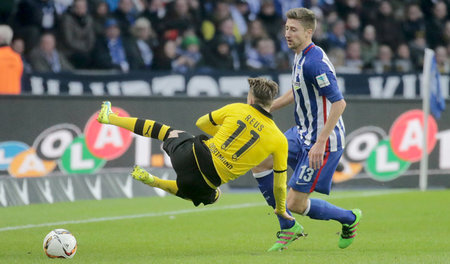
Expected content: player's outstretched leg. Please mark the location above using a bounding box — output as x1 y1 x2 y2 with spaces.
267 221 305 252
97 101 172 141
338 209 362 249
131 165 179 195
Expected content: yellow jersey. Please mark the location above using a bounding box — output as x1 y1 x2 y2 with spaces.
196 103 288 212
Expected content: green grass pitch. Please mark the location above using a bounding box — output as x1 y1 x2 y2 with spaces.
0 189 449 264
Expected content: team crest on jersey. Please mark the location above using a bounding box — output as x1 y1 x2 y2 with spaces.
316 73 330 88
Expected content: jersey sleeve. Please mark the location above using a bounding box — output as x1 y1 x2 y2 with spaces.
196 104 236 136
195 113 219 136
272 134 289 214
305 60 343 103
209 103 236 125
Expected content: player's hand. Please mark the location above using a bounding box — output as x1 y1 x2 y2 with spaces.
308 140 326 170
274 209 295 221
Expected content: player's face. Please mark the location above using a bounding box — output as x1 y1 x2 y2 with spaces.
285 19 311 53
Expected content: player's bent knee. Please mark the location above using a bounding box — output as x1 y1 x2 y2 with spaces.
287 198 308 215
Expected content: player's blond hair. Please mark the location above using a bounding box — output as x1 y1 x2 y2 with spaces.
286 8 316 32
248 77 278 108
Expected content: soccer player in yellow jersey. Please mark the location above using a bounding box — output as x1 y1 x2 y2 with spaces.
97 77 295 224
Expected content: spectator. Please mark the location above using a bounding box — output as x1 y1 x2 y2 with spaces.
393 43 414 73
59 0 96 69
171 34 203 73
91 18 133 72
128 17 157 70
444 20 450 47
204 35 234 71
402 4 426 43
161 0 201 37
326 19 347 50
343 40 363 73
54 0 74 15
425 1 448 49
139 0 167 35
243 19 268 61
243 0 261 18
0 25 23 95
29 32 73 73
152 39 177 71
373 44 394 74
230 0 251 36
409 35 427 70
11 37 32 74
436 45 450 74
325 10 339 27
113 0 138 36
312 16 328 51
327 48 346 73
360 0 380 26
258 0 283 41
336 0 362 19
210 17 244 71
13 0 59 53
92 0 110 38
246 37 277 71
373 1 404 50
360 24 378 70
345 13 361 42
201 1 241 42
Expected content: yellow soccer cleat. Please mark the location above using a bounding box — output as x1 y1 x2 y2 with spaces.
97 101 115 124
131 165 155 185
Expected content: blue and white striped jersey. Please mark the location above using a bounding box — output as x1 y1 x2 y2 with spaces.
291 42 345 152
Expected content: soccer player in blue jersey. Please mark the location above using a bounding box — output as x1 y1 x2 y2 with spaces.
252 8 362 251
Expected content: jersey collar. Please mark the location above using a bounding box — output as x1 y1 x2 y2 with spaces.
251 104 273 120
302 42 315 55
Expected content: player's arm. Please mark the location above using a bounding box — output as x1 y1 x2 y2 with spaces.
196 113 220 136
196 104 234 136
307 60 345 169
270 89 294 112
309 99 346 169
272 136 294 220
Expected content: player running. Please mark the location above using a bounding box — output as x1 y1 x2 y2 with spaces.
97 77 299 229
252 8 362 251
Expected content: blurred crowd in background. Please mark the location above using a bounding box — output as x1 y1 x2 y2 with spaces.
0 0 450 75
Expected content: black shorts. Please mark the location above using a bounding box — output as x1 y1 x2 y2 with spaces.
163 132 217 206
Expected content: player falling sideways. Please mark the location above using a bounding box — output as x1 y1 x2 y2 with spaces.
97 77 302 247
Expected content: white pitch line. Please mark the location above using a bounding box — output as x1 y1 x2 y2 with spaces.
0 189 412 232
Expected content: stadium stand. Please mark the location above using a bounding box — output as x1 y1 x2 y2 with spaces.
0 0 448 75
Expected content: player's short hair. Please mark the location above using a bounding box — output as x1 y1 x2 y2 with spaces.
248 77 278 108
286 8 316 32
0 25 13 45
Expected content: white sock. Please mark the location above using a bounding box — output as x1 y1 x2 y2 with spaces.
302 199 311 216
252 169 273 178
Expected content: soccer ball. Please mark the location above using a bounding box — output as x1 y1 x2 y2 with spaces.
43 229 77 259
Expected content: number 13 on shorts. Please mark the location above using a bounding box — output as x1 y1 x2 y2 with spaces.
296 165 315 183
